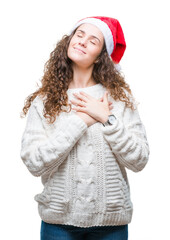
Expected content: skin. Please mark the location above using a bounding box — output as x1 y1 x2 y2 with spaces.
67 23 112 127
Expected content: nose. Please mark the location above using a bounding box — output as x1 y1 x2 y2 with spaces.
79 38 87 47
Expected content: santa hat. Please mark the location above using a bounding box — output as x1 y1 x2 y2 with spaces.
70 16 126 63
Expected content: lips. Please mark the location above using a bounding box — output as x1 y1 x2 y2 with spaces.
73 47 86 54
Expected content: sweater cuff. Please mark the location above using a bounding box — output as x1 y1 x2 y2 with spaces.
53 113 88 148
100 118 121 135
66 113 88 139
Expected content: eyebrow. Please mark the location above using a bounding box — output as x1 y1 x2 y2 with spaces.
76 29 101 43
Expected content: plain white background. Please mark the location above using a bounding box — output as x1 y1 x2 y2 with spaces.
0 0 170 239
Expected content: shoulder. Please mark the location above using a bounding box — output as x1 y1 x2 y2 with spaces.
32 94 45 105
28 95 46 119
31 94 46 109
108 87 138 118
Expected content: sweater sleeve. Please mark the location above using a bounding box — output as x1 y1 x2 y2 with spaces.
101 104 150 172
20 99 88 177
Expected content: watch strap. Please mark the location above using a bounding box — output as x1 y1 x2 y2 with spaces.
102 114 116 127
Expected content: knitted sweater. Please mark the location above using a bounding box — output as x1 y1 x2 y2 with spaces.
20 83 149 227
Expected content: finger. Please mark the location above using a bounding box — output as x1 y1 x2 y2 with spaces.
71 106 86 112
98 97 103 102
73 92 88 102
70 99 86 107
79 91 93 100
99 94 111 103
109 105 113 110
103 91 109 103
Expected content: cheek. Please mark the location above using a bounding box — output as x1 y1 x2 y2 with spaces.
89 47 102 59
67 37 77 54
69 36 76 47
67 41 73 56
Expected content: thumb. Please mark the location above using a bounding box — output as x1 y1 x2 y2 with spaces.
103 91 109 103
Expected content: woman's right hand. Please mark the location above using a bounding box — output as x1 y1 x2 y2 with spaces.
74 99 113 127
75 112 96 127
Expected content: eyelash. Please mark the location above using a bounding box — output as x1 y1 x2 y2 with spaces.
76 34 96 45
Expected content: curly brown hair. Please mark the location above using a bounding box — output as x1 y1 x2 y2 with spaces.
20 29 135 124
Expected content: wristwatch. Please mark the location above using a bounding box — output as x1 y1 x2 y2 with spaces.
102 114 116 127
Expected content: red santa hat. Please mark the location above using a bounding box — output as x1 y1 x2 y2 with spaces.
70 16 126 63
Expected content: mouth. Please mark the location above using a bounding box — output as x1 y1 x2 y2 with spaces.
73 47 86 54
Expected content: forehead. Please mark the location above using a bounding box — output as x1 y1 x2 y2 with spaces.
76 23 104 41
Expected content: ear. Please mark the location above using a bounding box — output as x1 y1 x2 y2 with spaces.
94 58 99 64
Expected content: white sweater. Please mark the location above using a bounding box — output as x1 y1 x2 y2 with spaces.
20 83 149 227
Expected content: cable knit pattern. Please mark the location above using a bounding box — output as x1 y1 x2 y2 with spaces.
20 83 149 227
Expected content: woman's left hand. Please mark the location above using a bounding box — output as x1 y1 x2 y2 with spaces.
70 91 112 124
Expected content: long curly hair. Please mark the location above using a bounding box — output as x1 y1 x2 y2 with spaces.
20 29 135 124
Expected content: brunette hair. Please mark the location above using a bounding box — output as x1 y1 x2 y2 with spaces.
20 29 135 124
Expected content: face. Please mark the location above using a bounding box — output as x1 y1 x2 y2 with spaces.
67 23 104 68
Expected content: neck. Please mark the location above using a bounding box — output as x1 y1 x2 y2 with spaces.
68 63 97 89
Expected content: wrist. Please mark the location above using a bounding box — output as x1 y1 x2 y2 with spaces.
100 112 112 124
101 113 117 127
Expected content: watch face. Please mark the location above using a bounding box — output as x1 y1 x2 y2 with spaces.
108 115 116 124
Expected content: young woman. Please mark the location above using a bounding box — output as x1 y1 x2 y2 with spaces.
20 16 149 240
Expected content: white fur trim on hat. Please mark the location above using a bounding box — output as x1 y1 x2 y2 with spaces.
70 18 114 56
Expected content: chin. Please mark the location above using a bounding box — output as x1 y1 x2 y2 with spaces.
69 54 92 68
68 55 84 65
